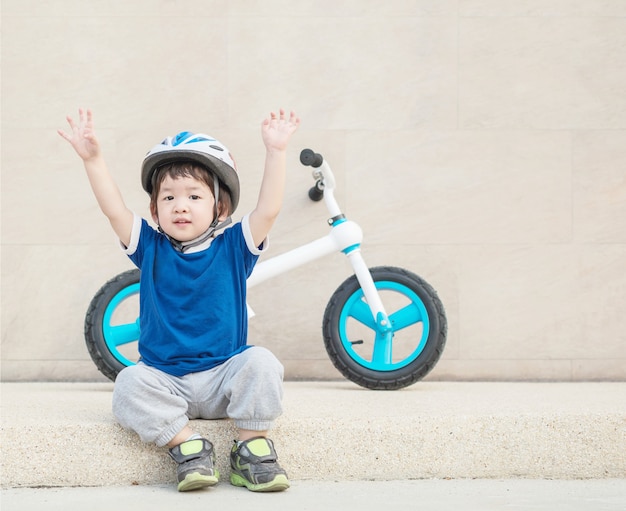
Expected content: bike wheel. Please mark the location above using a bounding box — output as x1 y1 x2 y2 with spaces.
322 266 447 390
84 269 140 381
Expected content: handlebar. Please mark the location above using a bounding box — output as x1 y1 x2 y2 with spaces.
300 148 339 214
301 149 325 201
300 149 323 168
308 181 324 202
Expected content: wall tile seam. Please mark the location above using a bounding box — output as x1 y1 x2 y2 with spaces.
4 357 624 362
340 128 626 134
358 242 626 247
2 14 462 20
7 12 626 19
4 242 625 248
458 13 626 19
449 358 626 362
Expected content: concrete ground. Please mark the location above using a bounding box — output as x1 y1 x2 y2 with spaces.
2 381 625 487
2 479 626 511
1 380 625 510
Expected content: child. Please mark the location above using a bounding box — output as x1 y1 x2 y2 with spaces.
58 108 300 492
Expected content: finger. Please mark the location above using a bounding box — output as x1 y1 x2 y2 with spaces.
66 115 77 131
279 108 285 119
286 110 299 128
57 128 70 140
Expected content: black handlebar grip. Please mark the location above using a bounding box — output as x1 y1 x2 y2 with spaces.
300 149 323 168
308 182 324 202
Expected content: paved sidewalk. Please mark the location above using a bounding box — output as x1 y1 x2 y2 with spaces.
2 479 626 511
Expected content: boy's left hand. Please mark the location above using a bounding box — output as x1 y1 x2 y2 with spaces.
261 109 300 151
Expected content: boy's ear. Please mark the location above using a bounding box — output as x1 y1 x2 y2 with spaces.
150 204 159 224
217 202 230 222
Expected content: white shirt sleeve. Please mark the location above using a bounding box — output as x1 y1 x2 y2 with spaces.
241 213 269 256
119 213 143 256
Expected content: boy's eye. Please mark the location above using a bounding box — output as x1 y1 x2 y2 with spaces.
190 195 200 200
163 196 174 201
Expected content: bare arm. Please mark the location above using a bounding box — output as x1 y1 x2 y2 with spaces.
248 109 300 247
58 109 134 247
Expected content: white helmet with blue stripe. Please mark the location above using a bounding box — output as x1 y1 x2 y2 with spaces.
141 131 240 213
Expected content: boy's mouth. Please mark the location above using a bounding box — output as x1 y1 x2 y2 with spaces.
173 218 191 225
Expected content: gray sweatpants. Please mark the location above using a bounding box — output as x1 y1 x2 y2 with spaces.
112 346 284 447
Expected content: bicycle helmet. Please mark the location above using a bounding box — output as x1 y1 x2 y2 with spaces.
141 131 240 213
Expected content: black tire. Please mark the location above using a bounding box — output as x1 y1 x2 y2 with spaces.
322 266 447 390
84 269 141 381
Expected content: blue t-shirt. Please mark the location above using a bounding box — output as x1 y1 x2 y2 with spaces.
124 213 266 377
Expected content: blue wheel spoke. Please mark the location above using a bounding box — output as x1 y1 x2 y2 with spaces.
347 298 377 329
389 302 423 331
106 322 139 347
372 333 393 365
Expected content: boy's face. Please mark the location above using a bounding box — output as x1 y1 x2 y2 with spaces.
152 174 223 241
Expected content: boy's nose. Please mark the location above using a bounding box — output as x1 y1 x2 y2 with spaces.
173 201 189 213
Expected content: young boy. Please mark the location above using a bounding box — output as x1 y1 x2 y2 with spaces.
58 108 300 492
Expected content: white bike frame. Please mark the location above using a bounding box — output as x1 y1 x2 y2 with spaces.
246 157 393 346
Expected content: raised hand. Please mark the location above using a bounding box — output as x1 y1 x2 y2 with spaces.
57 108 101 161
261 109 300 152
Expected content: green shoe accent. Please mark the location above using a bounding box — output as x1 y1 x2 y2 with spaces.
246 438 272 457
178 469 220 492
230 472 290 492
180 439 204 456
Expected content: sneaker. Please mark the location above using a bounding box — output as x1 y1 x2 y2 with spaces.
168 438 219 492
230 437 290 492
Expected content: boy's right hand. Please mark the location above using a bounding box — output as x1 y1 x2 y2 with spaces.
58 108 101 162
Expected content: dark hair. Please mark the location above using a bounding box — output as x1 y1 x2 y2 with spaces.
149 161 233 218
